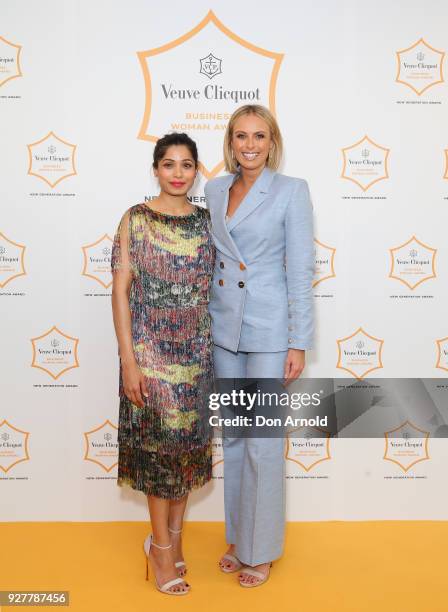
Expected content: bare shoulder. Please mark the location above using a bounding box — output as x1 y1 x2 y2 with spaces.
119 202 145 218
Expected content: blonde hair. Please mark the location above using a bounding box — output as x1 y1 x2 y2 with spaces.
223 104 283 174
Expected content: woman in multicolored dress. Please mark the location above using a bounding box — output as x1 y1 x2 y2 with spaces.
111 133 215 596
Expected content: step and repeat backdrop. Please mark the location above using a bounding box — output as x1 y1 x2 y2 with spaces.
1 0 448 521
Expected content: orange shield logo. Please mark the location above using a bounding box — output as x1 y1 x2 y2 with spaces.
137 10 282 178
436 337 448 372
389 236 436 290
84 420 118 472
81 234 113 289
341 135 389 191
396 38 445 96
0 420 29 473
27 132 77 188
384 421 429 472
0 35 22 87
337 327 384 379
31 326 79 379
285 427 331 472
0 232 26 288
313 239 336 287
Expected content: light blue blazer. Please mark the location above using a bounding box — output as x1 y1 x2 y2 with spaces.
204 166 314 353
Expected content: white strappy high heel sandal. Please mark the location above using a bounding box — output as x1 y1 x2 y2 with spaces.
168 526 187 577
143 535 190 596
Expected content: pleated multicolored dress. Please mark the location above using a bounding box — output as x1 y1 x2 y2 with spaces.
111 203 215 499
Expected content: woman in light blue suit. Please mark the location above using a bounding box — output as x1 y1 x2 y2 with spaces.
204 104 314 587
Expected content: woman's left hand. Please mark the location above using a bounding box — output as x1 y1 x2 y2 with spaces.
284 349 305 386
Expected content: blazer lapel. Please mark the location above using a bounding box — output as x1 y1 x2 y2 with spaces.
212 173 244 262
226 167 276 233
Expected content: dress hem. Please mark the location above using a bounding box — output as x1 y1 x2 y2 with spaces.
117 473 212 501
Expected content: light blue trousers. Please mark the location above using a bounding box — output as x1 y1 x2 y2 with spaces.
213 345 287 566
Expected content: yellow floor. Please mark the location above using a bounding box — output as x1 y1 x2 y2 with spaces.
1 521 445 612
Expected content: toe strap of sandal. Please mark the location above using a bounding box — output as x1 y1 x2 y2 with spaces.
174 561 186 568
222 553 242 566
239 568 266 581
160 577 186 592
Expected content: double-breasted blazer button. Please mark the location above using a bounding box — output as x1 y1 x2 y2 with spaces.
219 261 224 269
239 262 246 271
238 281 245 288
219 279 224 287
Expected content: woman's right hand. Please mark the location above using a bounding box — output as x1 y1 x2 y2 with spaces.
122 360 148 408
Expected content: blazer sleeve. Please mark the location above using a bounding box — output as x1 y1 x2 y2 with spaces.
285 179 315 350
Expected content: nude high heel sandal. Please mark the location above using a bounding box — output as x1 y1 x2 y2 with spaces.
143 535 190 595
168 526 187 576
239 562 273 588
219 546 243 573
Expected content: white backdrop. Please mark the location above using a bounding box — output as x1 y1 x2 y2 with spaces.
1 0 448 521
